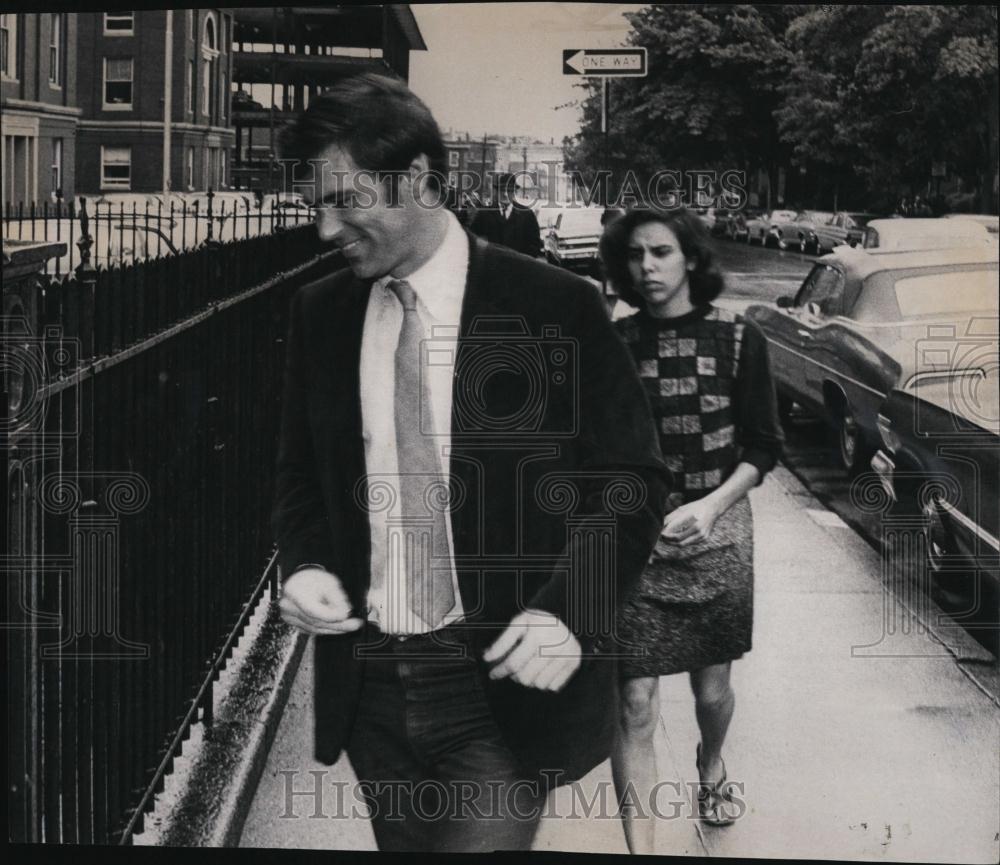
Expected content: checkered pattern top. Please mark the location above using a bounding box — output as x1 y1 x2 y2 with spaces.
616 304 780 501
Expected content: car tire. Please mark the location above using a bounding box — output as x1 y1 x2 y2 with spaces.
798 235 809 253
836 408 875 477
776 234 789 250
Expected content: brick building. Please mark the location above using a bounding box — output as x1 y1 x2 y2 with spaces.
75 9 236 194
1 12 79 205
443 132 498 194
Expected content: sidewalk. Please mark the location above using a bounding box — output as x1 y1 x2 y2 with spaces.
238 467 1000 861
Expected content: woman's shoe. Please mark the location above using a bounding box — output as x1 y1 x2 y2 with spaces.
695 743 737 827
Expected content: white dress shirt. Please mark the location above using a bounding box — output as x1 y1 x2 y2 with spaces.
359 211 468 633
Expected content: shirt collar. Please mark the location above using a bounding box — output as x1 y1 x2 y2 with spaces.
376 211 467 323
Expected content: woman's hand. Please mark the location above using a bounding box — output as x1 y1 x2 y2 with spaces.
661 497 723 546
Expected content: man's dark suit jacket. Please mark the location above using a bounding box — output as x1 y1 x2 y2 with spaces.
272 234 670 784
470 205 543 258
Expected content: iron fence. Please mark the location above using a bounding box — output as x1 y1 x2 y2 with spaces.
1 189 314 279
4 219 341 844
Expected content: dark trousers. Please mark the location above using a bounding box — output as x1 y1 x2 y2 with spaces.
345 625 545 852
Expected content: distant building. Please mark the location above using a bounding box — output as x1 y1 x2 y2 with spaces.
494 139 571 203
1 12 79 205
443 133 498 195
75 9 236 194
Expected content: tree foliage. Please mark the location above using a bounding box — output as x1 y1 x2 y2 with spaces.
565 4 999 211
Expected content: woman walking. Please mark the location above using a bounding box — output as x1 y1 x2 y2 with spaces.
599 208 783 854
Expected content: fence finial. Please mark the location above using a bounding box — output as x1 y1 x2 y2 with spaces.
76 196 95 278
206 188 215 242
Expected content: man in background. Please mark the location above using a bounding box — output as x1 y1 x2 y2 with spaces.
470 172 544 258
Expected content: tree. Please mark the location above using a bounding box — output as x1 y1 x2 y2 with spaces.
778 5 998 211
564 5 807 205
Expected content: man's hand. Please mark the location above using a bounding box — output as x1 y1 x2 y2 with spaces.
661 497 722 547
279 568 364 635
482 609 582 692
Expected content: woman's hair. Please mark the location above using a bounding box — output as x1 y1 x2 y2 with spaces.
599 207 725 309
278 72 448 194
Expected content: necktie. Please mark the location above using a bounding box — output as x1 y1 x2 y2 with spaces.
388 280 456 628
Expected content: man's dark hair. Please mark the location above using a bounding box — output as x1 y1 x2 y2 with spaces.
599 207 725 309
279 72 448 194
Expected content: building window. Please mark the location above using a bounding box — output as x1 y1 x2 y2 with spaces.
1 13 18 80
101 146 131 189
202 58 212 116
186 9 193 40
103 12 134 35
204 15 216 51
48 14 61 86
221 70 228 121
219 149 226 188
51 138 62 194
200 12 219 122
186 146 194 190
202 146 210 189
448 151 460 169
103 57 134 109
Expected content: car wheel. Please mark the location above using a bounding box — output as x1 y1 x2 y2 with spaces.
798 235 809 253
837 408 875 477
776 234 789 250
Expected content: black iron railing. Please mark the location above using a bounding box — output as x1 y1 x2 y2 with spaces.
4 217 340 844
1 189 314 279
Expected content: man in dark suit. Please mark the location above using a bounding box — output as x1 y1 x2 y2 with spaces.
273 73 669 853
470 173 544 258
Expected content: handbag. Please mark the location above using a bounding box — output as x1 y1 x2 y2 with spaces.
638 495 753 604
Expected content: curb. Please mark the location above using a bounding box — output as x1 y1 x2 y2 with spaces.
156 599 309 847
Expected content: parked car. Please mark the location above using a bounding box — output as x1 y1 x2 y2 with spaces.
863 217 995 251
809 211 879 253
744 209 798 246
745 244 999 475
693 207 720 234
722 207 764 242
943 213 1000 236
872 367 998 632
543 206 605 274
534 204 564 240
767 210 836 253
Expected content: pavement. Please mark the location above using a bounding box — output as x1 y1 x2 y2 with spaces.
238 466 999 861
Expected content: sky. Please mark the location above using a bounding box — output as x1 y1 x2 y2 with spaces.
408 3 645 143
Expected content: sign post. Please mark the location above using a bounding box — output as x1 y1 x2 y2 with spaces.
563 48 648 207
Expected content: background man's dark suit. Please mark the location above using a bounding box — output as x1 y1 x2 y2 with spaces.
470 204 544 258
272 234 669 784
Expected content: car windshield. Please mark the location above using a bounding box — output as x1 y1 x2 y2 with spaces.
555 209 605 235
893 270 999 316
771 210 797 222
847 213 876 228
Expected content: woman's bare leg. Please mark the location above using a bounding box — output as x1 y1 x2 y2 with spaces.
611 676 661 854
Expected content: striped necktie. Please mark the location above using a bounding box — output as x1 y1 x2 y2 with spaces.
388 279 455 628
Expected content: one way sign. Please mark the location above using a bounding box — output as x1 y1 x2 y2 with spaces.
562 48 647 77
